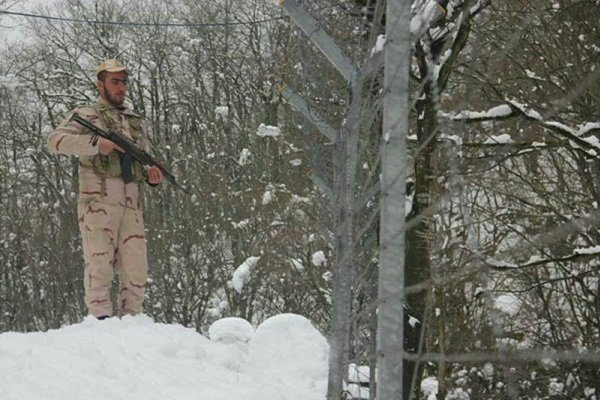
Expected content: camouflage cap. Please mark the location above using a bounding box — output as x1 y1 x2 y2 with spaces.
96 59 129 77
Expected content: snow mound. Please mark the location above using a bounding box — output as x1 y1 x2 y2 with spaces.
209 317 254 343
0 313 329 400
246 314 329 399
249 314 329 386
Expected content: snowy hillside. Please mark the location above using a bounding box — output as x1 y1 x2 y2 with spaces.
0 314 329 400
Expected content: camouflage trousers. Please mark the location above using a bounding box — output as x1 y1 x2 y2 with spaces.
77 199 148 318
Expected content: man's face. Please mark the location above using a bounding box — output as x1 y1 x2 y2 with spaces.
97 71 128 106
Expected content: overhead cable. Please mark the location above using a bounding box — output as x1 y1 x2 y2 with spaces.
0 10 285 28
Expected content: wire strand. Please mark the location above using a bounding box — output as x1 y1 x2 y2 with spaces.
0 10 286 28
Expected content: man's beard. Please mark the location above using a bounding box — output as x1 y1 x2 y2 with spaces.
105 90 124 106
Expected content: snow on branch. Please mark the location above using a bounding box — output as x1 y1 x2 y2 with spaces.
507 99 600 156
439 104 513 122
484 248 600 271
411 0 484 41
484 256 518 269
416 0 486 84
439 100 600 156
574 245 600 255
231 256 261 293
257 123 281 138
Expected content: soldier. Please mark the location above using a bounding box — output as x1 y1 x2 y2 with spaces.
48 59 163 319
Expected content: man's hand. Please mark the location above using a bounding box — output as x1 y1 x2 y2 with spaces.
147 165 164 185
98 137 124 155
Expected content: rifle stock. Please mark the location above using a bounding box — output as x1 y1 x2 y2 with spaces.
70 112 192 195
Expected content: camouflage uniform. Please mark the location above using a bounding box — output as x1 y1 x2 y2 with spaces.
48 97 151 318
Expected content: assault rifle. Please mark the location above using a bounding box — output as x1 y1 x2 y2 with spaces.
71 112 192 195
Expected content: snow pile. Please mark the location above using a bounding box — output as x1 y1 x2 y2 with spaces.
370 34 386 56
0 314 328 400
215 106 229 116
238 148 251 166
311 250 327 266
248 313 329 399
421 376 439 400
209 317 254 343
262 188 274 205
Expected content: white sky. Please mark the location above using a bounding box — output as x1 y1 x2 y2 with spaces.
0 0 59 46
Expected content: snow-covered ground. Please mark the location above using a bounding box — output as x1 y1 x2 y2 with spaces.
0 313 329 400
